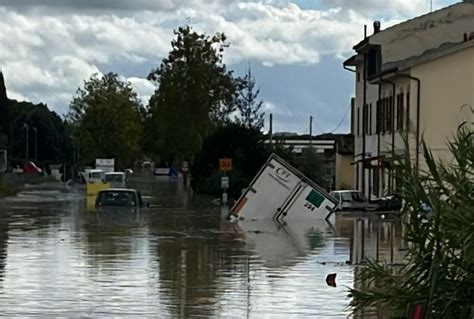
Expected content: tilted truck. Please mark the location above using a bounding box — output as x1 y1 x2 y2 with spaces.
229 153 337 221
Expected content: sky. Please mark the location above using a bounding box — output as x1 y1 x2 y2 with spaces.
0 0 459 134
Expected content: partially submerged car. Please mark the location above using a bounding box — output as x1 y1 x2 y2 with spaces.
372 194 402 211
104 172 127 188
95 188 144 209
330 190 379 212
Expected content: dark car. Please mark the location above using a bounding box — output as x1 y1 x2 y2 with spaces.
330 190 380 212
95 189 144 209
372 194 403 211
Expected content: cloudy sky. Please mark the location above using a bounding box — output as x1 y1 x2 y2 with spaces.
0 0 458 133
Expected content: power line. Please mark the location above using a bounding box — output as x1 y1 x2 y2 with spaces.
327 103 351 134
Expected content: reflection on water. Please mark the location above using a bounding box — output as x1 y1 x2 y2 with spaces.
0 175 403 317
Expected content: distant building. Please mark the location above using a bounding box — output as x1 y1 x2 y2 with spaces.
266 133 354 190
343 1 474 198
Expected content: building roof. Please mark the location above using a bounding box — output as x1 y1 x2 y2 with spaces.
373 1 472 37
384 38 474 73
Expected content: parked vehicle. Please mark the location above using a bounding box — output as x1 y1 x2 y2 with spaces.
83 169 105 183
330 190 379 211
372 194 402 211
153 168 170 176
23 161 43 174
104 172 127 188
95 188 144 209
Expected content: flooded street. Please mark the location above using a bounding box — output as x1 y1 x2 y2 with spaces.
0 175 402 318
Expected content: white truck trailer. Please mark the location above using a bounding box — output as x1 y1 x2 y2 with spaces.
230 154 337 221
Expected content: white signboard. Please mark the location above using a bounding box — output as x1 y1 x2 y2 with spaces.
95 158 115 173
230 154 337 221
0 150 6 173
221 176 229 189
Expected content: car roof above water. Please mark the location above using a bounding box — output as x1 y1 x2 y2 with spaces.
331 190 361 193
98 188 138 193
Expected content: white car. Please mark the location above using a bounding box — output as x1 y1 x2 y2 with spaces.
330 190 379 212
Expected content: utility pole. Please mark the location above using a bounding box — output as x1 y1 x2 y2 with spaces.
269 113 273 150
309 116 313 147
33 127 37 161
23 124 29 160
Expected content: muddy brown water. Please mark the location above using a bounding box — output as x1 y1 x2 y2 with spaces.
0 175 401 318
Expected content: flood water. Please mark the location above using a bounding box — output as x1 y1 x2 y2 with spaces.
0 175 403 318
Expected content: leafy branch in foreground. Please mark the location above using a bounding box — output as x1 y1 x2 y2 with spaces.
349 122 474 318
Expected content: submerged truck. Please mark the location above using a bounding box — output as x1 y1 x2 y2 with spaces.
230 154 337 221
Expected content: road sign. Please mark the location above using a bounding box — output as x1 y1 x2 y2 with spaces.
221 176 229 189
219 158 232 172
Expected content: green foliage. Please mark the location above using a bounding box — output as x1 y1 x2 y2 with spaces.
8 101 72 162
235 67 265 130
349 123 474 318
68 72 144 168
191 123 268 199
145 26 236 160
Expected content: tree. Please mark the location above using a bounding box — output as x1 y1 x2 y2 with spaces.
9 101 72 163
145 26 236 161
0 71 10 149
349 122 474 318
235 67 265 130
191 123 268 199
68 73 144 168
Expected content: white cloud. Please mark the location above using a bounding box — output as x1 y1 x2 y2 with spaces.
127 77 156 105
319 0 433 17
0 0 440 124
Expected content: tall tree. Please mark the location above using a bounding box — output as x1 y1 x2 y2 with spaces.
235 67 265 130
68 72 144 168
0 71 9 149
146 26 236 162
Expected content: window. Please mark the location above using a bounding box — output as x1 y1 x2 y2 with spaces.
381 98 386 133
357 108 360 136
356 164 359 189
376 100 381 134
396 93 404 131
373 169 379 197
367 47 382 78
369 103 373 134
357 72 361 82
364 104 371 135
406 91 411 132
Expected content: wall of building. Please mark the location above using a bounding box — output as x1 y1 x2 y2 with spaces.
370 3 474 66
335 153 353 190
412 45 474 164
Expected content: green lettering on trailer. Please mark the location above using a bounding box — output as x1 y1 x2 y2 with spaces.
306 190 325 208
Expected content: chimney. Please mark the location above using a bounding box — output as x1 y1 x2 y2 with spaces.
373 21 381 34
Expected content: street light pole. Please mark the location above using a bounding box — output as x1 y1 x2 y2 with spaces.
23 124 29 160
33 127 37 161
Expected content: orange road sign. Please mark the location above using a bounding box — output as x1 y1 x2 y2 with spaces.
219 158 232 172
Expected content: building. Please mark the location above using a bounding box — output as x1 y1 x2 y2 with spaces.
343 1 474 198
266 133 354 190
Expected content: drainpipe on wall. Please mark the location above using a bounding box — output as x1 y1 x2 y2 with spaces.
362 53 368 194
377 81 382 196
